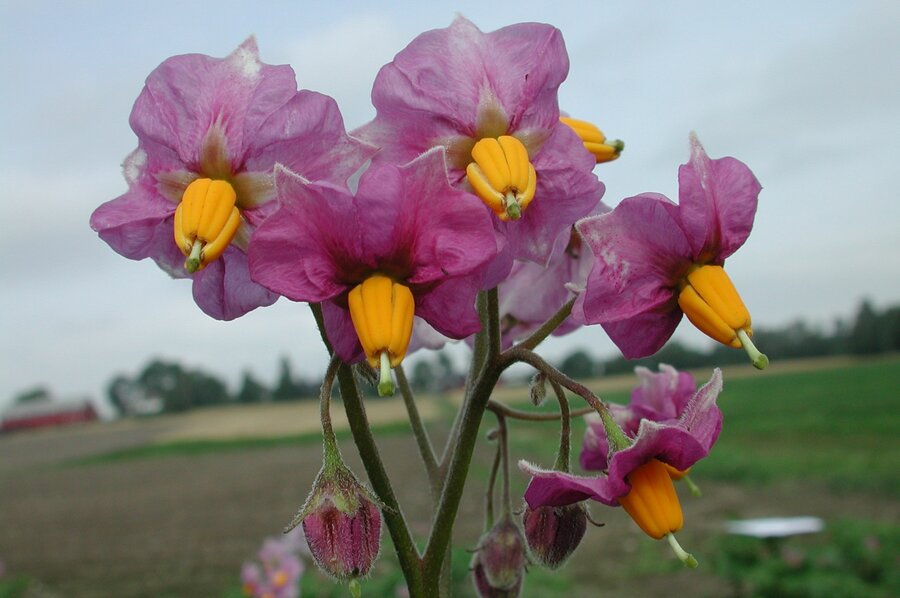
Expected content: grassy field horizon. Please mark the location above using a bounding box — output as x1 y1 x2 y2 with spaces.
1 354 898 597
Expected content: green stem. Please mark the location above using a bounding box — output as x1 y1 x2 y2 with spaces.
548 379 571 473
495 413 512 516
423 292 505 583
438 288 497 474
336 363 424 594
486 287 501 358
515 297 575 351
484 439 502 530
319 356 342 469
396 365 439 492
486 400 595 422
502 346 629 450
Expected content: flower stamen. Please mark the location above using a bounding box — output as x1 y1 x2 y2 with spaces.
677 264 768 369
466 136 536 221
347 275 415 396
560 116 624 163
619 459 698 567
174 178 241 273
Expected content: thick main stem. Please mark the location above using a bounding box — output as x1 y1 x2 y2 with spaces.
423 289 505 585
336 364 424 594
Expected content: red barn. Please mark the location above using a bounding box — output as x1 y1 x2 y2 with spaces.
1 398 99 432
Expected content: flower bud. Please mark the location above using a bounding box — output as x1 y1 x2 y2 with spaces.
522 503 588 569
471 551 523 598
290 464 382 580
529 372 547 406
473 514 527 591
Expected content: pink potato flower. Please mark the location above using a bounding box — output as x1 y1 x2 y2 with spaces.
520 368 722 509
580 364 698 471
248 148 499 392
354 16 603 279
90 38 375 320
573 135 767 367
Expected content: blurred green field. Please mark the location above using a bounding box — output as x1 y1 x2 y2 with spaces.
2 356 898 597
509 357 900 494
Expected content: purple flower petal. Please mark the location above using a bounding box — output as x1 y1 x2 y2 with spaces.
191 248 278 320
249 167 367 303
574 192 691 325
414 275 483 340
521 461 607 508
243 89 377 186
90 181 184 275
355 148 498 284
322 299 365 364
357 17 568 166
678 134 762 262
601 369 723 503
504 123 604 265
527 370 723 508
599 308 684 360
630 364 696 422
130 38 298 170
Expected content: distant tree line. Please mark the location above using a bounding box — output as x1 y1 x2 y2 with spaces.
107 356 320 416
557 299 900 379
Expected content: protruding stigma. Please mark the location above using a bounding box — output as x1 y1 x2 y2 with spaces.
378 352 394 397
466 136 536 221
737 329 769 370
560 116 624 163
667 533 699 568
677 264 768 369
347 275 415 396
174 178 240 273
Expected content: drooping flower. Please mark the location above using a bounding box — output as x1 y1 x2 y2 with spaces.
248 148 498 394
581 364 697 471
354 16 603 276
520 369 724 566
90 38 375 320
573 134 768 368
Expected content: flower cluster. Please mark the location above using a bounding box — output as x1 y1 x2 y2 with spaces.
91 14 767 597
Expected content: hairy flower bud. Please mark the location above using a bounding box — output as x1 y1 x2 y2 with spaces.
288 463 382 580
471 551 523 598
473 514 527 592
529 372 547 406
522 503 588 569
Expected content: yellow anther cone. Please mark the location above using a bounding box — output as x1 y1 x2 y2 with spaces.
677 264 768 369
619 459 683 540
347 275 415 369
174 178 240 272
619 459 699 568
560 116 623 163
466 136 536 221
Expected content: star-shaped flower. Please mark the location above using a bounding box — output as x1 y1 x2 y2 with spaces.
573 134 767 367
90 38 374 319
354 16 602 279
248 149 499 394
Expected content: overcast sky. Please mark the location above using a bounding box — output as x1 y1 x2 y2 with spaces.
1 0 898 409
